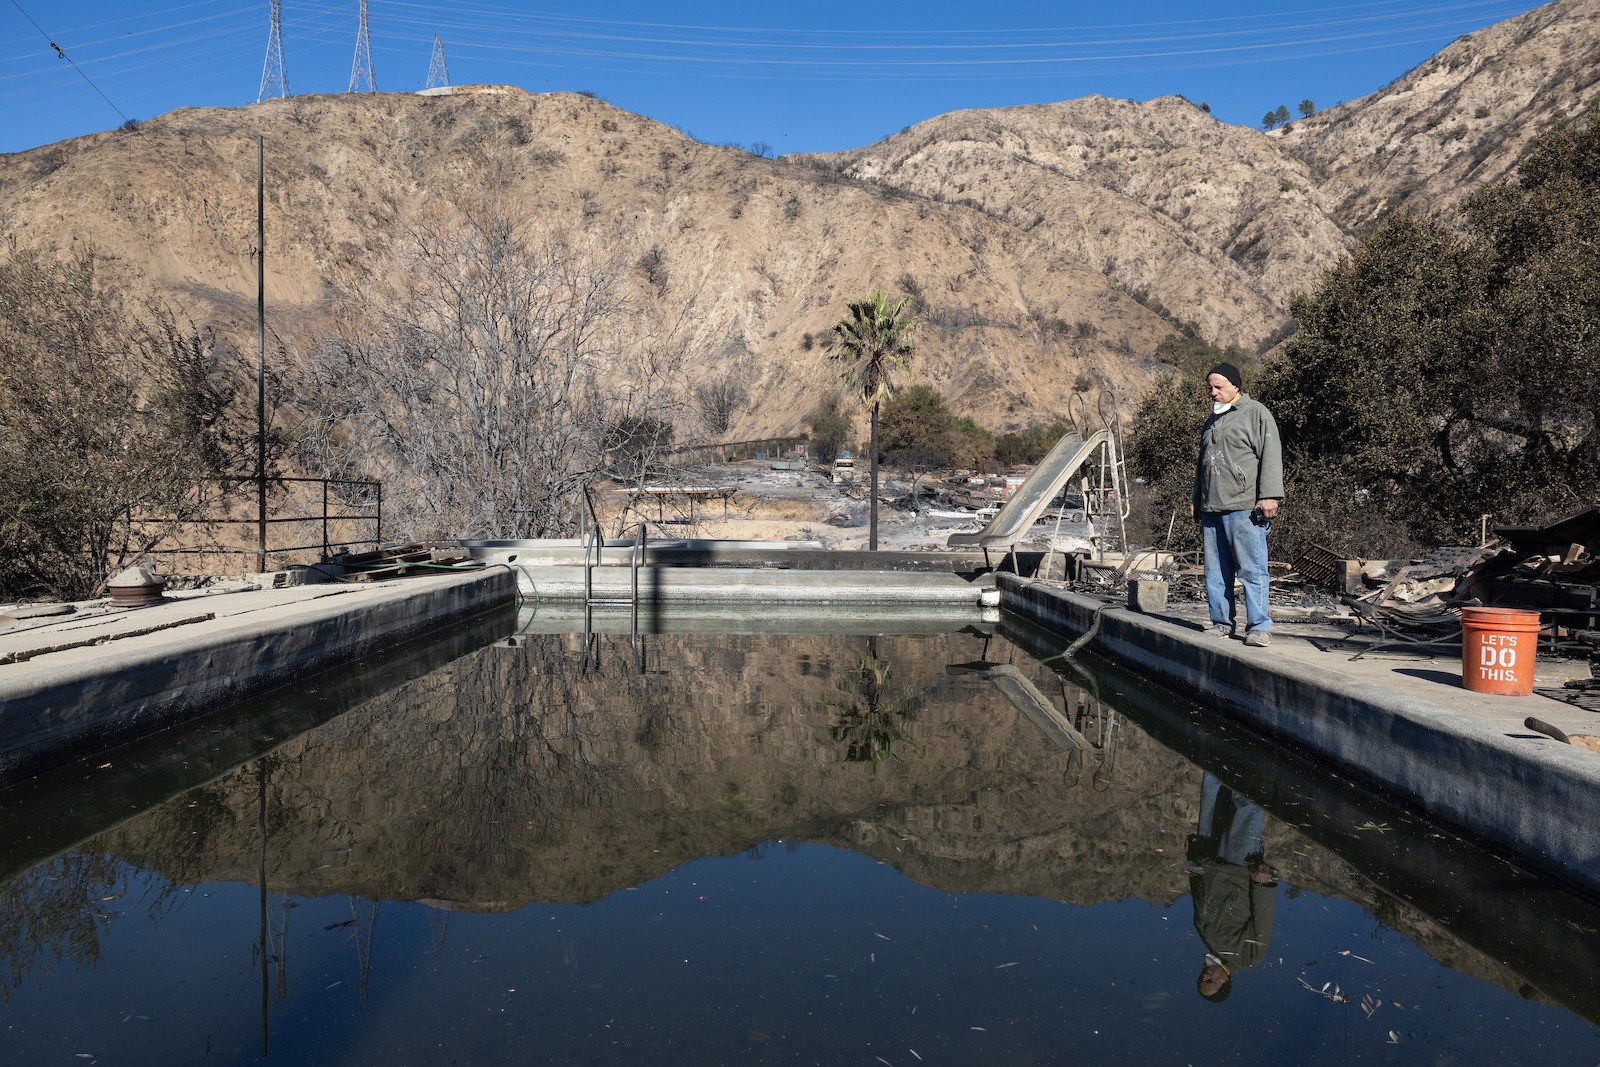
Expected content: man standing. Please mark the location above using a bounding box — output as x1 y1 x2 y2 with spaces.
1191 362 1283 647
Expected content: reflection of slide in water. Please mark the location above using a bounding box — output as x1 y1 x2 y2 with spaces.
947 430 1111 551
982 665 1091 752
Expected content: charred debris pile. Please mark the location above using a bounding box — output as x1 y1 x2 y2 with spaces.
1277 508 1600 666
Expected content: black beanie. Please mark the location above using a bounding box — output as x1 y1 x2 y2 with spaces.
1207 362 1242 389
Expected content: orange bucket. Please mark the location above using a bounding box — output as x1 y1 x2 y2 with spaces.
1460 606 1542 696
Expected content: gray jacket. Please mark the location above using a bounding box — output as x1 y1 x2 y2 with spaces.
1190 863 1276 972
1193 395 1284 513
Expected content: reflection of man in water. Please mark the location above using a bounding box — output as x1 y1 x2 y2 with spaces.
1187 774 1278 1003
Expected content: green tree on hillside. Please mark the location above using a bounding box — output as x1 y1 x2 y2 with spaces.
805 395 853 464
1131 102 1600 560
880 385 982 456
1153 334 1256 380
1274 104 1292 126
1299 99 1315 119
828 290 919 549
947 416 996 468
1262 111 1279 130
1262 101 1600 549
995 423 1068 467
878 384 949 462
878 384 996 473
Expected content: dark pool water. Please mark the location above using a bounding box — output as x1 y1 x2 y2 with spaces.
3 609 1599 1066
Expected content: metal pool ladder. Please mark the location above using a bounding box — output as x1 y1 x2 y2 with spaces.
580 487 647 609
577 488 651 674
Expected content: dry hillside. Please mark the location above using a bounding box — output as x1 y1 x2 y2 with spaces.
0 88 1172 440
1280 0 1600 229
809 95 1343 350
815 0 1600 356
2 0 1598 441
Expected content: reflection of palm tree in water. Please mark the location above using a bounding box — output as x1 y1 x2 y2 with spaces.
829 640 919 774
1187 773 1278 1003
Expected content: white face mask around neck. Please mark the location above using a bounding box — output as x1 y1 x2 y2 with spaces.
1213 399 1234 415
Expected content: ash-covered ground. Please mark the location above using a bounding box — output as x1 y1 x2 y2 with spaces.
672 460 1094 553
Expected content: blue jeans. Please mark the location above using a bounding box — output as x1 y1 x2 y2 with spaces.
1198 774 1265 866
1201 509 1272 634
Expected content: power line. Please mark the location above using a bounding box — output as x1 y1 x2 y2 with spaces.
371 0 1522 49
7 0 131 125
0 0 1536 90
323 0 1533 82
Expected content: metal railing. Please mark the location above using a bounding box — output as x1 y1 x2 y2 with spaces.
133 476 383 569
667 435 806 463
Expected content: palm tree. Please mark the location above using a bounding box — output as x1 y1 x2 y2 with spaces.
828 291 919 550
828 642 918 774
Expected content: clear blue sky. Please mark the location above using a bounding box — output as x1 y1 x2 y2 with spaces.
1 0 1548 156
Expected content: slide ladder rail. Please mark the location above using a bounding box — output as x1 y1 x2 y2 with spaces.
1092 393 1131 556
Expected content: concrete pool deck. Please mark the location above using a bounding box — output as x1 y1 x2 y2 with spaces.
998 573 1600 900
0 567 517 786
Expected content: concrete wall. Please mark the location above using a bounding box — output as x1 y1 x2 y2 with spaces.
514 565 987 604
0 569 516 787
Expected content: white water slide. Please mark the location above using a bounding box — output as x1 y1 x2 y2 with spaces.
946 420 1127 554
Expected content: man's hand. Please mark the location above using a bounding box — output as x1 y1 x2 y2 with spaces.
1255 499 1279 520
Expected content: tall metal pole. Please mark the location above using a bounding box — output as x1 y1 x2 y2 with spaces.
257 136 267 573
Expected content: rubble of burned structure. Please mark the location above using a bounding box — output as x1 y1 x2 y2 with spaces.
1288 507 1600 655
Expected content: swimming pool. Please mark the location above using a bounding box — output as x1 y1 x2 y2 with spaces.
2 611 1596 1064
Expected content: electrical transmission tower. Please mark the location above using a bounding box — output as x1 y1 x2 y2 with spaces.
426 34 449 89
257 0 289 102
348 0 376 93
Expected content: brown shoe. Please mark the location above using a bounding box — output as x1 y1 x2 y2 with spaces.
1244 630 1271 648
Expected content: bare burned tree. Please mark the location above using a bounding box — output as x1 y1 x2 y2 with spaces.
0 241 251 600
294 184 689 540
694 370 749 437
597 311 697 532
